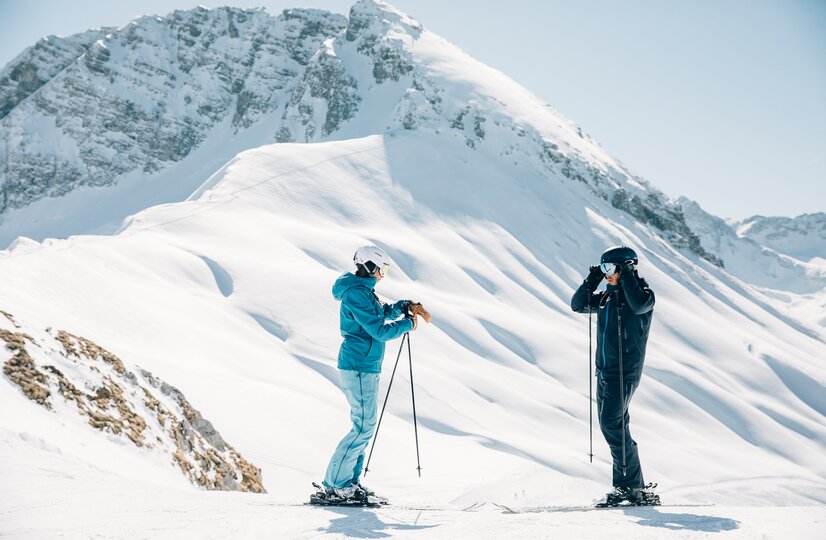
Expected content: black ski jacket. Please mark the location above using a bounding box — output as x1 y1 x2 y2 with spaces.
570 270 655 385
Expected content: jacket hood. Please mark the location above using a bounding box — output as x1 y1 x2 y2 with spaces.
332 272 376 301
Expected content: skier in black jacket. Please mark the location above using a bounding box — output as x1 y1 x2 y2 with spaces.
570 245 659 506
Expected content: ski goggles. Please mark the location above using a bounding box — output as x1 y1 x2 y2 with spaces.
600 262 620 275
378 264 390 277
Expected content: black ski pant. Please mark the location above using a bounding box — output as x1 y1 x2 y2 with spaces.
597 376 644 489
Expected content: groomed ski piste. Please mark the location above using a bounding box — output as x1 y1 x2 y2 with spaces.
2 2 826 539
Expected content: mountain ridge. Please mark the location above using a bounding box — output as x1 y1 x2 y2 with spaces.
736 212 826 262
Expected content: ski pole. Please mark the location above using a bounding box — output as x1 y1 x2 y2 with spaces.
408 333 422 477
587 304 593 462
617 297 626 477
365 332 407 476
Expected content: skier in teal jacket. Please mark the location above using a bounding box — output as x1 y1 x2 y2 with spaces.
321 245 428 502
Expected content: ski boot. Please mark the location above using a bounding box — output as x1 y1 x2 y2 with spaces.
596 486 635 508
633 483 661 506
596 483 660 508
356 483 389 504
308 482 383 508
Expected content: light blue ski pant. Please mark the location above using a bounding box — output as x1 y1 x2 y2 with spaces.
323 370 380 489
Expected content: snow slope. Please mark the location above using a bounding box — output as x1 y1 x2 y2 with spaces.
679 198 826 330
1 1 824 538
2 133 825 538
737 213 826 263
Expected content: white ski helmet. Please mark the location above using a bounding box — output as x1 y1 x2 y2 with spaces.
353 245 392 277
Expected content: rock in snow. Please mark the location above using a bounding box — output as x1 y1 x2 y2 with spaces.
0 310 264 493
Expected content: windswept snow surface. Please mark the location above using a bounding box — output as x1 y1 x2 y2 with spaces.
1 134 825 538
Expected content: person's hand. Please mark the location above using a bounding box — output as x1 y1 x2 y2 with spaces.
586 265 604 290
618 261 634 279
404 307 418 331
409 302 431 323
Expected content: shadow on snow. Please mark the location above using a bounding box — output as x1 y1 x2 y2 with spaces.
320 506 437 538
624 507 740 533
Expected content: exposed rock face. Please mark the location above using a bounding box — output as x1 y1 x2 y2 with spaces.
1 328 49 407
612 189 723 266
278 41 361 142
0 29 114 120
0 7 346 212
0 312 265 493
345 0 420 84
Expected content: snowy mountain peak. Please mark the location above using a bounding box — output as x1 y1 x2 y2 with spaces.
736 213 826 262
677 196 826 299
347 0 423 41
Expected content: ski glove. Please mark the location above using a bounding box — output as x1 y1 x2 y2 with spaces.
410 302 431 323
585 265 604 291
404 301 431 324
618 261 635 278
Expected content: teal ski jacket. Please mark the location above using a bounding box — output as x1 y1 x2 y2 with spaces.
332 273 414 373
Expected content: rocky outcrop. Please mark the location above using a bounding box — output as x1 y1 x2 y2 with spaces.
0 29 113 120
0 312 265 493
277 42 361 142
0 7 346 213
612 189 723 266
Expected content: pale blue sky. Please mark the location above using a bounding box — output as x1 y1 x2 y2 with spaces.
1 0 824 220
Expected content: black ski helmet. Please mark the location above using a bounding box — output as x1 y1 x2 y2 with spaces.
600 245 639 267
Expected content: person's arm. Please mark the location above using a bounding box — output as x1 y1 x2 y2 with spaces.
571 284 603 313
619 268 655 314
383 299 410 320
347 288 414 341
571 265 604 313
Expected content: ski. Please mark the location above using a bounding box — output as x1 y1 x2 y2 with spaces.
307 496 386 508
461 500 486 512
304 484 491 512
492 502 714 514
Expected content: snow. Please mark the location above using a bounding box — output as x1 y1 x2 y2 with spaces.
3 462 824 539
1 1 824 537
1 131 825 538
736 214 826 263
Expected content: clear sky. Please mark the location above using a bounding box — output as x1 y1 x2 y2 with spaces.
1 0 824 220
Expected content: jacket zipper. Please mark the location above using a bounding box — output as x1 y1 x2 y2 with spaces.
601 298 610 370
